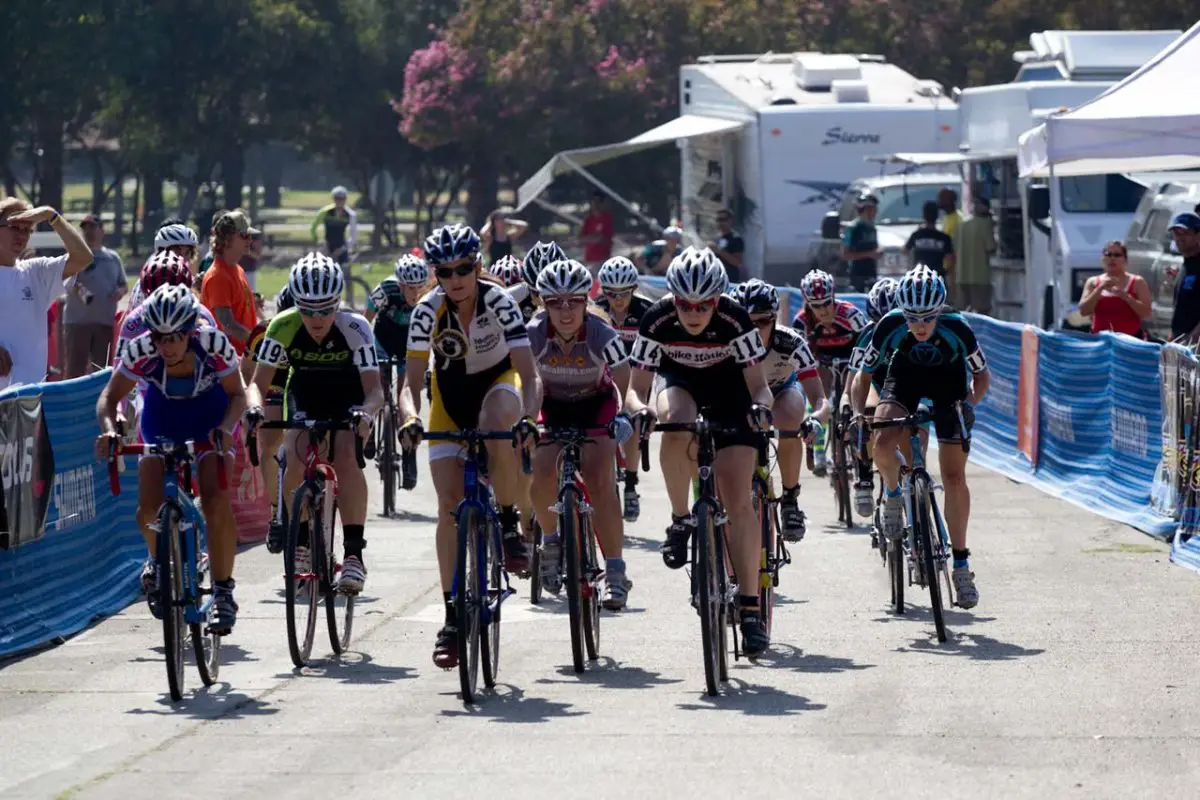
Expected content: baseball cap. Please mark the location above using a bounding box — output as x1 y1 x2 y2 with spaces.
1168 212 1200 233
80 214 102 227
214 208 261 236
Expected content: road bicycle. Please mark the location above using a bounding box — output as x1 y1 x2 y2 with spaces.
107 439 225 702
374 356 417 517
249 418 364 667
819 356 858 527
751 428 810 638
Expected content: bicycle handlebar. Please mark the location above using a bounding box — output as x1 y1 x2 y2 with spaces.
107 440 227 497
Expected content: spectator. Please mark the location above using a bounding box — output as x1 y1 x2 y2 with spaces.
938 188 962 241
636 225 683 275
1078 240 1150 338
240 230 264 291
1169 212 1200 342
200 209 259 355
63 214 127 378
579 191 614 268
711 209 745 283
480 209 528 265
903 201 956 278
955 197 996 314
0 198 93 390
841 193 880 292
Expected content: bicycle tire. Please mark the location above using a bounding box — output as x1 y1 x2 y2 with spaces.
481 517 502 687
189 522 220 686
913 477 947 643
927 490 957 615
455 505 482 702
157 503 186 702
561 486 587 673
696 502 722 696
381 409 397 518
324 494 354 654
285 485 320 668
841 440 858 528
888 537 905 614
529 519 543 605
753 477 774 638
347 277 372 312
582 518 600 662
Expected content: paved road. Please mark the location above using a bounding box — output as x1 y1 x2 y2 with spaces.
2 442 1199 798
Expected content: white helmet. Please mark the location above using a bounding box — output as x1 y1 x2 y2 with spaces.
662 225 683 241
597 256 639 291
143 284 199 334
536 259 594 297
154 223 199 251
394 253 430 286
488 255 524 287
896 264 946 314
331 185 348 199
289 252 345 307
665 247 727 302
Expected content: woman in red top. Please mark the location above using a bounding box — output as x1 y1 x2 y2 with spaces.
1078 240 1151 338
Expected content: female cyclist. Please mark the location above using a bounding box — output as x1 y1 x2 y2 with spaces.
96 285 247 632
528 259 633 609
397 223 541 669
115 251 216 365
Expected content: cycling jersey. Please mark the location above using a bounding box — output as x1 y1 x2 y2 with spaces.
368 277 413 359
246 319 289 396
120 326 238 398
760 324 819 392
594 292 654 352
849 321 888 393
114 302 217 366
255 308 378 417
792 299 868 362
506 282 539 324
526 311 627 402
311 204 357 253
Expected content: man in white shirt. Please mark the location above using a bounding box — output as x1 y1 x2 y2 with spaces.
0 198 95 390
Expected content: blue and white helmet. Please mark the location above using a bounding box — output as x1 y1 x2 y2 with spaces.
394 253 430 286
896 264 946 314
143 284 199 334
522 241 567 288
867 277 899 321
536 259 593 297
597 256 639 291
732 278 779 315
424 223 480 266
666 247 727 302
488 255 524 287
289 252 345 307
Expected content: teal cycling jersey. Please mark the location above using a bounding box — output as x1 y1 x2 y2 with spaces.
368 277 413 360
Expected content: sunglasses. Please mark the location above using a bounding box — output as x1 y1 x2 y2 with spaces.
807 299 834 310
543 296 588 310
603 289 633 300
434 261 476 280
903 310 941 325
1103 250 1126 258
750 314 776 328
676 298 717 314
297 304 338 318
149 330 190 345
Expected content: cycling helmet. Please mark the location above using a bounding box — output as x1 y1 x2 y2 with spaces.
424 223 480 266
662 225 684 241
522 240 567 288
276 284 295 312
735 278 780 315
536 259 594 297
288 252 345 307
331 185 348 199
597 256 639 291
488 255 524 287
665 247 727 302
856 192 879 209
801 269 835 305
139 251 192 296
143 284 199 334
867 277 899 321
896 264 946 314
153 223 199 251
394 253 430 286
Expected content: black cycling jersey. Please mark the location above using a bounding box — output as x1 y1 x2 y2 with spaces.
594 292 654 353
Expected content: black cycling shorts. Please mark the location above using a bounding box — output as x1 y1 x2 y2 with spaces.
878 364 971 443
661 371 758 451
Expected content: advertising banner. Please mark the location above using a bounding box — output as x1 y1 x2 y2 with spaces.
0 392 55 549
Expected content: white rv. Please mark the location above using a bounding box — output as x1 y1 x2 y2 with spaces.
516 52 957 285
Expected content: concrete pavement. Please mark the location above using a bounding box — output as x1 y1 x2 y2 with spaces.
2 442 1200 799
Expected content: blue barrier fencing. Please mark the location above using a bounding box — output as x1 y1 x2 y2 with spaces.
964 315 1033 482
0 371 141 658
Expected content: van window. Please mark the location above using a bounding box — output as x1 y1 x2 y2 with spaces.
1059 174 1145 214
873 183 946 225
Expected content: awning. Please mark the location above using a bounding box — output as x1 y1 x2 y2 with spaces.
865 150 1017 168
516 115 748 213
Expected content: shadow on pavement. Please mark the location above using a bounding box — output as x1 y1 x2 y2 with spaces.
274 651 416 684
535 656 684 690
771 592 808 607
439 683 587 723
754 643 875 674
898 632 1045 661
622 534 664 554
134 641 260 667
872 604 997 628
381 509 439 525
677 678 826 715
820 522 869 536
126 684 279 719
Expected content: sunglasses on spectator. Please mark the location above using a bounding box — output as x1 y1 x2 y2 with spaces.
750 314 776 328
676 298 717 314
543 296 589 310
903 309 941 325
434 261 476 280
604 289 633 300
297 303 338 318
1103 250 1127 258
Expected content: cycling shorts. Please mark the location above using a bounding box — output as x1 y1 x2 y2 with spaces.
539 389 619 430
660 371 757 451
428 368 522 462
140 385 230 459
373 318 409 363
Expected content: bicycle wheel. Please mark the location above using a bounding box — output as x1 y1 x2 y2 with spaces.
481 517 502 687
324 495 354 654
927 491 957 614
582 518 600 662
380 409 397 518
189 522 220 686
455 505 482 702
841 440 858 528
561 486 586 673
888 536 905 614
285 485 321 668
752 478 774 638
157 504 186 701
529 518 543 605
696 502 722 696
913 478 947 643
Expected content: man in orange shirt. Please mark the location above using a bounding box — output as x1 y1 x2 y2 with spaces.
200 209 260 354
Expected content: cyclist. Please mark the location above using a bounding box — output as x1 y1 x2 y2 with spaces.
310 186 358 266
849 265 990 609
488 254 524 287
127 224 202 309
95 285 247 632
244 253 384 592
846 277 902 517
510 240 566 323
625 247 775 655
594 255 654 521
791 268 868 478
116 252 217 364
730 278 830 542
366 252 429 360
396 223 541 669
527 259 634 609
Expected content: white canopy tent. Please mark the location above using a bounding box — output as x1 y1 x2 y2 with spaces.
515 115 748 226
1018 22 1200 178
